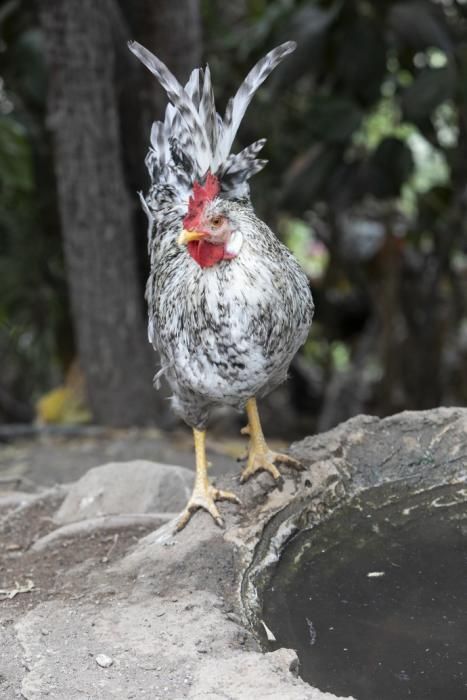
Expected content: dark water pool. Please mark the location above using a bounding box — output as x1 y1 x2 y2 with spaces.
262 483 467 699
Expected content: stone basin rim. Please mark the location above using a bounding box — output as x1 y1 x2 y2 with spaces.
241 409 467 643
241 476 467 637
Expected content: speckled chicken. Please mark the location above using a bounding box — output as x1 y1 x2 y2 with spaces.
129 40 314 529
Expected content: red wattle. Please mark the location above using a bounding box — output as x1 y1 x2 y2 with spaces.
187 240 226 268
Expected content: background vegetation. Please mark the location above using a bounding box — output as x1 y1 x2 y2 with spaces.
2 0 467 436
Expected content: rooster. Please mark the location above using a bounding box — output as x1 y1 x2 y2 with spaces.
129 40 314 530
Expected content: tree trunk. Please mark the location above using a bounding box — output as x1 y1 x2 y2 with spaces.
123 0 202 116
113 0 202 311
38 0 165 426
117 0 202 225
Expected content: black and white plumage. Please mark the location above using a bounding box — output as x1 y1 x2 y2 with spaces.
129 40 314 431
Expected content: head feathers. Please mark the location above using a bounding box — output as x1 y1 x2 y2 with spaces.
128 40 296 203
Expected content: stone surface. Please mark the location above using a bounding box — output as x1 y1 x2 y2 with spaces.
1 408 466 699
188 649 343 699
54 460 194 524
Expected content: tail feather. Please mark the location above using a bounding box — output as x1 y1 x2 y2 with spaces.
128 39 296 202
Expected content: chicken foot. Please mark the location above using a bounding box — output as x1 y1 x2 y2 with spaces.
240 398 303 483
176 428 241 531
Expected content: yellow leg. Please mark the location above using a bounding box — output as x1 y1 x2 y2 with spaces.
240 398 303 483
176 428 241 531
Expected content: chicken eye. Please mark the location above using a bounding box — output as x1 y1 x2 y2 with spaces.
211 215 223 228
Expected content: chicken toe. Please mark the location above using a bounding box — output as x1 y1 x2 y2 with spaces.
240 448 302 483
240 398 303 484
176 484 240 531
175 427 241 531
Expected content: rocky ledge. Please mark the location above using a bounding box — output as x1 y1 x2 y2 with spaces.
1 407 466 699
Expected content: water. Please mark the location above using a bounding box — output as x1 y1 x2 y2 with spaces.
261 483 467 700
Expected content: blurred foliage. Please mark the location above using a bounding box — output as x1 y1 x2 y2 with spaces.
2 0 467 428
203 0 467 427
35 362 90 424
0 0 70 422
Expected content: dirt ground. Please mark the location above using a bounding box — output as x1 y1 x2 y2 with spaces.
0 427 242 618
0 490 154 615
0 425 290 621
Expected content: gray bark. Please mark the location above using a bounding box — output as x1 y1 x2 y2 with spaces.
38 0 164 426
125 0 202 116
117 0 202 196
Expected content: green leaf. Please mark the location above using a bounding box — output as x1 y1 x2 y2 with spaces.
401 66 455 122
0 115 34 192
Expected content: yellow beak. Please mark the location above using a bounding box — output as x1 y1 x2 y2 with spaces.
177 229 206 245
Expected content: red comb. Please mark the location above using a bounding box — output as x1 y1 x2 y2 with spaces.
183 172 220 230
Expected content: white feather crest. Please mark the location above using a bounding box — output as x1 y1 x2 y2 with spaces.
128 40 296 201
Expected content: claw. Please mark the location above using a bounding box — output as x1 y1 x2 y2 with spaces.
240 450 303 484
214 488 242 505
175 485 241 532
275 452 304 470
241 398 304 486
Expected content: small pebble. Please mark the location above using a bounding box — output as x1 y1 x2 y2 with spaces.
95 654 113 668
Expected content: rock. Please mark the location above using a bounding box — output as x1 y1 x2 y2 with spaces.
0 492 36 514
95 654 113 668
189 648 344 699
54 461 194 524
